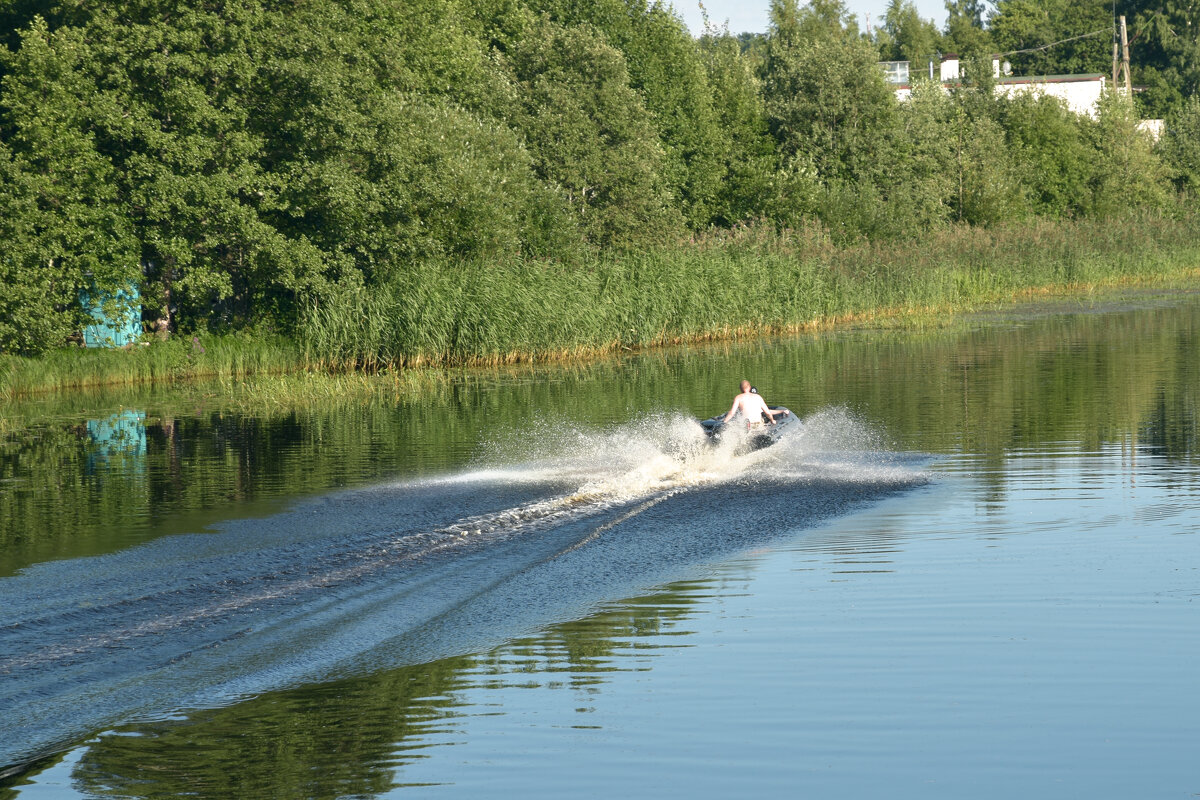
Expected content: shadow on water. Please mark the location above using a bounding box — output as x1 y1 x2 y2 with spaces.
10 583 708 800
0 409 927 777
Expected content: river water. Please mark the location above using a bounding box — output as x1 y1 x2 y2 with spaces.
2 293 1198 798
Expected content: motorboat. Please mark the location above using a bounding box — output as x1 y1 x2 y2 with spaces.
698 406 799 451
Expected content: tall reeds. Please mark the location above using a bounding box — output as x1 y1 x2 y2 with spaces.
0 333 303 400
299 211 1200 369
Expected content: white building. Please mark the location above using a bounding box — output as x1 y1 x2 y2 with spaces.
993 73 1107 117
882 55 1107 118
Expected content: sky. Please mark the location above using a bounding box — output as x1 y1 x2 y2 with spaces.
674 0 949 36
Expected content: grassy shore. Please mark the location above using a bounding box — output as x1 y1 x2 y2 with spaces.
0 332 305 401
4 212 1200 400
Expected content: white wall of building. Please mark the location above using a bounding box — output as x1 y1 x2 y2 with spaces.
887 74 1107 118
884 55 1108 118
939 56 960 82
993 77 1106 117
1137 118 1165 141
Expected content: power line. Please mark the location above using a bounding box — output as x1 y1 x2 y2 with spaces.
998 27 1108 57
889 25 1116 72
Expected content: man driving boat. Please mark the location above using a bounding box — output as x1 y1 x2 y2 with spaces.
723 380 789 429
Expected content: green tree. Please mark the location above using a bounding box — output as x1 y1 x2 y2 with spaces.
88 1 298 330
876 0 943 80
2 1 323 332
520 0 728 229
888 81 1025 228
1088 92 1169 215
697 26 780 226
1127 0 1200 118
500 15 682 247
0 140 86 355
764 0 898 184
949 103 1025 224
942 0 993 60
0 16 139 354
890 81 957 227
1158 94 1200 195
996 92 1097 216
988 0 1112 78
1 0 579 344
249 2 575 275
616 2 728 228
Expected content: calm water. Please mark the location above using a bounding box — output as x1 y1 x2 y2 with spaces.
2 293 1198 798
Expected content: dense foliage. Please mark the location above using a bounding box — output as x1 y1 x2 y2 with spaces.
1 0 1198 357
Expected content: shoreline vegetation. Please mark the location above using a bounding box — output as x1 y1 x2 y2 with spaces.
4 213 1199 401
5 0 1200 386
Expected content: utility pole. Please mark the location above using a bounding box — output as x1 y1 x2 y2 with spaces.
1116 15 1132 96
1112 37 1119 88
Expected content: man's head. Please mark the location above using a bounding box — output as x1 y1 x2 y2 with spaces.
740 380 751 393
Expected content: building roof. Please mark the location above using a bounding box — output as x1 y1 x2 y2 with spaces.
996 74 1106 85
890 73 1106 91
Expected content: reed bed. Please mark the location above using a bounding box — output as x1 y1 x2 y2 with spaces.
0 333 303 401
5 211 1199 399
300 211 1200 369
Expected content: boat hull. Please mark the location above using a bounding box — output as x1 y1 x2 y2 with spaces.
698 407 798 451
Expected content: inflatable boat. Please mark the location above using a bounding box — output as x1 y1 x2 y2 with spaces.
698 407 799 452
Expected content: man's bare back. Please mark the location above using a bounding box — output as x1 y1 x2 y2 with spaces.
723 380 788 425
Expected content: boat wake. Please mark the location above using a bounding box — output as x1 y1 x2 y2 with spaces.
0 407 925 775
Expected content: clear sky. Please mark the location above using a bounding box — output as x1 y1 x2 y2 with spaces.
674 0 949 37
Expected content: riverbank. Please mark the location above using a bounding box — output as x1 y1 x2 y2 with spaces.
4 213 1199 400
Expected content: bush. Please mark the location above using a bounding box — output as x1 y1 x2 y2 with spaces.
1159 95 1200 197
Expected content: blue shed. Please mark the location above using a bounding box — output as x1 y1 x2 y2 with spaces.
81 281 142 348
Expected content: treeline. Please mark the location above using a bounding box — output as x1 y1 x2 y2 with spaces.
1 0 1199 357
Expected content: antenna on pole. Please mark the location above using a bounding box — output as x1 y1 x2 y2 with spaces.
1111 0 1119 89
